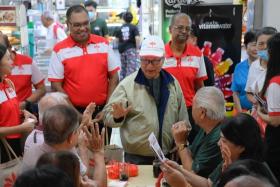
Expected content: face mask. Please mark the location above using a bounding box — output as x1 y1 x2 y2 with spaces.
257 49 269 61
88 11 96 21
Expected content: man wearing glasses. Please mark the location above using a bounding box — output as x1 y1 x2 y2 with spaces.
103 35 190 164
163 13 207 144
48 5 120 137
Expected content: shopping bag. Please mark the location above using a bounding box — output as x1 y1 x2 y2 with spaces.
0 138 22 187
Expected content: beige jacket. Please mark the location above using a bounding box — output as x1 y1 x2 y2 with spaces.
103 70 189 156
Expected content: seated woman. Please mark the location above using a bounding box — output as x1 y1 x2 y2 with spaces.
0 43 36 163
161 113 265 187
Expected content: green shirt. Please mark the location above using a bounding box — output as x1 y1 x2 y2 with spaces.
90 18 108 37
209 162 223 187
189 125 222 177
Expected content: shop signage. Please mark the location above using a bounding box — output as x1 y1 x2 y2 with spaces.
0 6 16 26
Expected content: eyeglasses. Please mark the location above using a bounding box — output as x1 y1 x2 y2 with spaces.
141 58 163 65
173 25 192 32
68 20 89 29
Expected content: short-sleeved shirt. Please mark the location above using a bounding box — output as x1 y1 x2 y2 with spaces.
189 125 222 177
7 52 45 102
90 18 108 37
48 34 120 107
46 22 67 50
115 23 140 53
164 42 207 107
265 76 280 165
245 59 266 93
22 143 87 176
0 79 21 139
231 59 252 110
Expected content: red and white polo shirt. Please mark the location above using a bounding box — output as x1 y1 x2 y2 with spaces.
266 76 280 117
0 79 21 139
48 34 120 107
163 42 207 107
7 52 45 102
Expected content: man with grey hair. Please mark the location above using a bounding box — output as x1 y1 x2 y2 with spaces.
172 86 224 178
163 13 208 144
41 10 67 54
225 175 274 187
24 92 69 152
103 35 189 164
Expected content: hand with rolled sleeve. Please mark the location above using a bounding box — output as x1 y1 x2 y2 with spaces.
172 121 191 145
111 102 132 121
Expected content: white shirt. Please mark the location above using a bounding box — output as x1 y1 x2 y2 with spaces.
46 22 67 50
245 59 267 93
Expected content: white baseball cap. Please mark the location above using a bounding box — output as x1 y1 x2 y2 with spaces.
139 35 165 57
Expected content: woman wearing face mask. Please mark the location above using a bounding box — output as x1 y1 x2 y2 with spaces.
244 27 277 136
258 33 280 182
245 27 277 105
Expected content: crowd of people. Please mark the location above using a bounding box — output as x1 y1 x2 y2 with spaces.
0 0 280 186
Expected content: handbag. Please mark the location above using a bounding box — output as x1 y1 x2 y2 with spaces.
0 138 22 187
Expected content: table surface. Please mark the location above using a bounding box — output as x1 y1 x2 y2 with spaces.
108 165 157 187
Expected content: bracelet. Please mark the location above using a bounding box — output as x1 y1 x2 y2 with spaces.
178 143 188 152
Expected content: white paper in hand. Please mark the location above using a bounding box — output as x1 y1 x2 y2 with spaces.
148 132 166 162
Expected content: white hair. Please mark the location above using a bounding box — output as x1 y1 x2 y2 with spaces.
38 92 69 123
194 86 225 120
42 10 55 20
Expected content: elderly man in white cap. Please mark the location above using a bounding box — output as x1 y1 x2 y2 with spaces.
103 35 190 164
41 11 67 54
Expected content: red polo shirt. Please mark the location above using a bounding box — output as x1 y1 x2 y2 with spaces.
0 79 21 139
48 34 120 107
163 42 207 107
266 76 280 117
7 52 45 102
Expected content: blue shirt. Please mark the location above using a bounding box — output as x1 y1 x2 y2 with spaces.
231 59 252 110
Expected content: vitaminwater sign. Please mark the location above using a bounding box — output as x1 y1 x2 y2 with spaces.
162 4 242 67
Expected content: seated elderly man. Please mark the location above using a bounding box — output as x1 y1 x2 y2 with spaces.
172 86 224 177
22 105 106 187
103 35 190 164
24 92 69 152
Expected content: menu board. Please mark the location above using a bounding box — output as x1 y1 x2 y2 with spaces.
0 6 16 26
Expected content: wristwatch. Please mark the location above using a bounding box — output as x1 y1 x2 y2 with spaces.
178 143 188 152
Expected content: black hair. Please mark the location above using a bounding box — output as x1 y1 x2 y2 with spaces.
84 0 98 9
0 43 7 62
37 151 80 187
14 165 74 187
190 24 198 37
123 11 133 23
66 5 88 21
244 30 256 47
256 27 277 41
217 159 279 187
43 104 79 145
261 33 280 97
221 113 264 162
